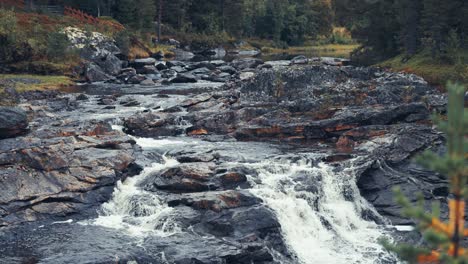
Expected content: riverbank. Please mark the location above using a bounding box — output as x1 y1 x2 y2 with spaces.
378 50 468 88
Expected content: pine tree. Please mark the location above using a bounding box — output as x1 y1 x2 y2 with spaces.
384 82 467 263
422 0 452 58
114 0 137 28
396 0 422 57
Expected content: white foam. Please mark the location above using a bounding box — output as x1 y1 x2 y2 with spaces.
248 157 395 264
393 225 415 232
87 156 181 237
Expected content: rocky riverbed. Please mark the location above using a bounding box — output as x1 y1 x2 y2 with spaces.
0 58 449 264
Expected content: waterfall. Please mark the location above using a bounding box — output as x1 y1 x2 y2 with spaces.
247 156 396 264
88 124 396 262
87 131 185 237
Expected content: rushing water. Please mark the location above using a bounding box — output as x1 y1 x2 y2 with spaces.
83 121 396 263
50 80 400 263
246 157 393 263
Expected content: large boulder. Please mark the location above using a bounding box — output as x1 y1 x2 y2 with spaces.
63 27 123 77
84 63 114 83
0 107 28 139
0 116 139 226
63 27 120 54
96 53 122 75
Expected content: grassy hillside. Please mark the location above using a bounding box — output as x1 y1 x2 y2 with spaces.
379 50 468 88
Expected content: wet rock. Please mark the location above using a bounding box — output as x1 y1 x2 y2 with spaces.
138 65 158 74
0 120 138 226
152 50 165 60
76 94 89 101
117 67 137 81
205 72 231 83
96 53 122 75
257 64 273 70
166 60 186 68
218 65 237 74
119 98 141 107
130 58 157 68
156 62 168 71
0 107 28 139
171 73 198 83
145 163 216 193
321 57 350 66
167 190 260 212
127 74 146 84
140 78 155 86
85 63 113 82
290 55 309 65
97 95 117 105
192 61 216 71
161 69 177 79
171 66 187 73
123 112 185 137
231 58 264 70
190 67 211 75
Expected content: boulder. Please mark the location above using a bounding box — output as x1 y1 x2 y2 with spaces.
190 67 211 75
166 60 187 68
138 65 158 74
0 107 28 139
117 68 137 82
171 66 187 73
155 62 168 71
84 63 114 83
96 53 122 75
168 38 181 46
171 73 198 83
161 69 177 79
218 65 237 74
0 119 138 226
140 78 155 86
290 55 309 65
231 58 264 70
76 94 89 101
130 58 157 68
63 27 120 54
124 112 186 137
152 50 165 60
127 74 146 84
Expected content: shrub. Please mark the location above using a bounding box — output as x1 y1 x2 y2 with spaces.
115 30 131 55
46 31 71 61
0 9 18 62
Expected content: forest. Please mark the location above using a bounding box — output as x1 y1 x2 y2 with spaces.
57 0 468 60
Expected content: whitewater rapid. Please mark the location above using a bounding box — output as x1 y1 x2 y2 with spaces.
246 156 394 263
87 125 395 263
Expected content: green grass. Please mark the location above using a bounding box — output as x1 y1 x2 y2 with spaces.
378 50 468 87
261 44 360 59
0 74 74 92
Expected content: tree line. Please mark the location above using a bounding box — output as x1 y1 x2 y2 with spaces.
50 0 333 46
26 0 468 64
334 0 468 64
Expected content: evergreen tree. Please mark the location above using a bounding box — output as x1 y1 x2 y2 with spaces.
114 0 137 28
135 0 156 31
422 0 452 58
396 0 422 57
384 82 467 263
